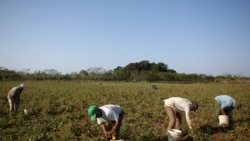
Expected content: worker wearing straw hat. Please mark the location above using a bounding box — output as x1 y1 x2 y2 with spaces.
214 95 242 122
7 83 26 113
163 97 198 132
88 104 124 140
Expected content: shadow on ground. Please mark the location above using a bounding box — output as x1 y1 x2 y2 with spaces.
198 124 233 135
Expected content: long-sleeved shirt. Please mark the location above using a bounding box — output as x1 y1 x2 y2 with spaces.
7 86 23 102
164 97 192 129
97 104 122 125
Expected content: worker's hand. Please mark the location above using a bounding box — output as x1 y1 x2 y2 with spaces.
110 128 115 134
110 129 116 137
104 131 111 138
189 129 196 137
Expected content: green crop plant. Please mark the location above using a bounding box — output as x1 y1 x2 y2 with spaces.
0 81 249 140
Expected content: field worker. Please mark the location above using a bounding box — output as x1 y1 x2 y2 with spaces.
88 104 124 140
214 95 242 121
163 97 198 132
7 84 26 112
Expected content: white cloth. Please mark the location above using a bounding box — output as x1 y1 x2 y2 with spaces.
7 86 22 100
164 97 192 129
97 104 122 125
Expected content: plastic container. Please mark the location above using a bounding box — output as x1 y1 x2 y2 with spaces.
167 129 182 141
219 115 229 127
110 136 124 141
24 108 33 115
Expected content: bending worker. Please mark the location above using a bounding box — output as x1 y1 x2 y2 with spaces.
88 104 124 140
7 83 26 113
214 94 242 122
163 97 198 132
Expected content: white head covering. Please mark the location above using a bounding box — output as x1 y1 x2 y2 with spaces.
20 84 25 89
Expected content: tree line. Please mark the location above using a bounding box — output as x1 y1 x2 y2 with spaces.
0 60 249 83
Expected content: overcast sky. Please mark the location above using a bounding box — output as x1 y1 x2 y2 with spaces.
1 0 250 76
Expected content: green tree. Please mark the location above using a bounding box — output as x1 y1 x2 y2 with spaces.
79 70 89 80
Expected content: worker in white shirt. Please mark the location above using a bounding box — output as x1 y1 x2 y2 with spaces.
88 104 124 140
7 84 26 113
163 97 198 132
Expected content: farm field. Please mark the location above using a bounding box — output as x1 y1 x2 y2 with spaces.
0 81 249 141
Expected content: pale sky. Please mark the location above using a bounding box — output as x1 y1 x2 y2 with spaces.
1 0 250 76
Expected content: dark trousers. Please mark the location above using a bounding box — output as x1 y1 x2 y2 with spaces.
106 110 124 139
115 110 124 139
